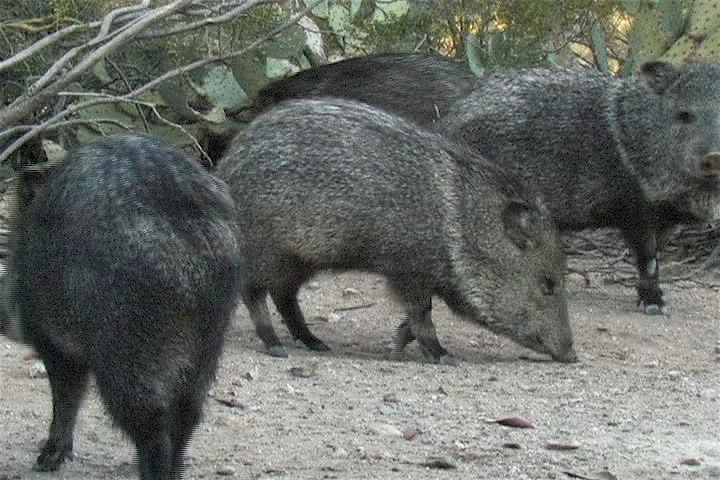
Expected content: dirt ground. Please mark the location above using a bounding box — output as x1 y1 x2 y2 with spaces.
0 255 719 480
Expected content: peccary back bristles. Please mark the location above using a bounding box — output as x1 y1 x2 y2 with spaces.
253 53 478 126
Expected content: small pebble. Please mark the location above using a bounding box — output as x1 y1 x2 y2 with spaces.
216 465 236 476
342 287 360 297
422 456 456 469
369 423 402 437
402 426 419 440
378 405 394 416
307 315 329 324
383 393 399 403
214 397 245 409
680 458 701 466
332 447 349 458
289 365 316 378
29 361 47 379
503 442 522 449
545 441 580 451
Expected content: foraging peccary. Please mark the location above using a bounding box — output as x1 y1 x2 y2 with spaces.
3 134 241 479
218 98 576 364
252 52 477 126
440 61 720 314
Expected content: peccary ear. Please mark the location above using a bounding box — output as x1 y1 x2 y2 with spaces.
502 200 538 251
638 61 682 94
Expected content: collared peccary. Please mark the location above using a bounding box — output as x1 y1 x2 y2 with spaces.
252 52 477 127
440 62 720 315
218 98 577 364
3 134 241 479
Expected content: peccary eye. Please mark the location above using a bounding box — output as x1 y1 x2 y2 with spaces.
674 110 695 124
542 277 555 296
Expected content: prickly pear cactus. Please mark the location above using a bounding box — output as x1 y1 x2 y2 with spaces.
627 0 693 68
629 0 720 67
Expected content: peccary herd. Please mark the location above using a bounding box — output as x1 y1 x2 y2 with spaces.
1 52 719 479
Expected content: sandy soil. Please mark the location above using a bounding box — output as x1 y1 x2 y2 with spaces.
1 257 719 480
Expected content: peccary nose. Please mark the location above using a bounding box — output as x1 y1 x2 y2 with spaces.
700 153 720 177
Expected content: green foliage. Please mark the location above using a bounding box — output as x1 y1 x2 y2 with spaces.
1 0 638 163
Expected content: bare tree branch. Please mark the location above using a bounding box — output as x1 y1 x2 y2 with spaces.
0 0 195 130
141 0 283 39
0 0 323 163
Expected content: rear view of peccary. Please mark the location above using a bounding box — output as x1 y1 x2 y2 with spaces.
252 52 478 126
3 134 241 479
441 62 720 314
218 98 577 364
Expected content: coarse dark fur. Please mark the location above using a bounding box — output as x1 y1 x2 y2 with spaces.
253 52 478 127
441 62 720 314
219 98 576 364
4 134 241 479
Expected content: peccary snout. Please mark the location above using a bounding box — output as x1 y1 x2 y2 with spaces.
700 152 720 177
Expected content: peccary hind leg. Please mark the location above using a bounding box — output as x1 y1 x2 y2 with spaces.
271 286 330 352
34 350 89 471
243 287 288 357
622 227 665 315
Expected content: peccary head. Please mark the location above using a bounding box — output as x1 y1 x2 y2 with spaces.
457 181 576 362
497 200 575 362
638 61 720 195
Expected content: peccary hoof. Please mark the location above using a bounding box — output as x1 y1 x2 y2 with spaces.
422 350 457 366
642 303 665 316
553 349 579 364
266 345 289 358
303 338 330 352
34 442 74 471
436 354 458 366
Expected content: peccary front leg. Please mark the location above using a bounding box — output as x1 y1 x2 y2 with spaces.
394 297 455 365
621 227 665 315
242 287 288 357
34 351 89 471
271 287 330 352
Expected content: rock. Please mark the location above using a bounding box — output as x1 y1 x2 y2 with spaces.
402 425 419 440
680 458 701 466
545 440 581 451
422 456 457 469
490 416 535 429
307 315 329 324
342 287 361 297
289 365 317 378
502 442 522 449
369 423 403 437
29 361 47 379
378 405 394 416
216 465 237 476
383 393 400 403
332 447 349 458
214 397 246 409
